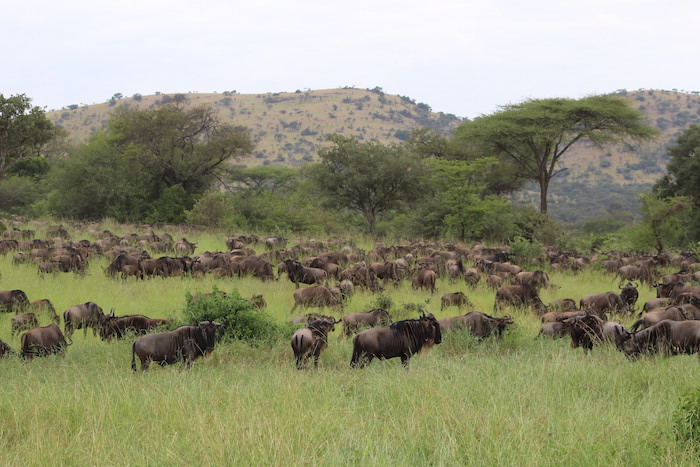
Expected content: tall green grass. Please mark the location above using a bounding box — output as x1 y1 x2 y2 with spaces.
0 230 699 464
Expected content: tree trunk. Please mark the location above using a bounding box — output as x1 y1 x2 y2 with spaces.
363 209 377 236
538 177 549 215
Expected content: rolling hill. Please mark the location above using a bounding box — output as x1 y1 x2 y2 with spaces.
47 87 700 224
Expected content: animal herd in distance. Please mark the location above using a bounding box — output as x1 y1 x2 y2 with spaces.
3 227 700 369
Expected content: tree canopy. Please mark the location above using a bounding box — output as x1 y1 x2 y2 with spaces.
109 101 254 194
654 124 700 241
0 94 61 179
306 134 426 235
451 95 658 214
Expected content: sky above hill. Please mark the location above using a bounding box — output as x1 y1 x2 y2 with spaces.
3 0 698 119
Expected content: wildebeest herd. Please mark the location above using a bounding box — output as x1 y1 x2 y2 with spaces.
4 225 700 371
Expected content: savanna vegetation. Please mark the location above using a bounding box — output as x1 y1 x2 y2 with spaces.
3 89 700 463
1 224 700 464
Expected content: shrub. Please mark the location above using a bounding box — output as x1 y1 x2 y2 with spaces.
509 235 544 267
673 387 700 443
184 288 294 346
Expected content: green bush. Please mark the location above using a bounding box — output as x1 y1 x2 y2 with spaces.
508 235 544 268
184 288 295 346
673 387 700 443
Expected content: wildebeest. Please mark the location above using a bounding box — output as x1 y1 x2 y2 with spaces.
340 309 391 338
494 284 547 313
20 324 68 360
0 289 29 313
513 270 553 290
563 313 630 351
629 302 700 332
30 299 60 324
283 259 327 288
350 313 442 368
63 302 108 341
412 269 436 293
291 317 339 369
654 282 700 300
579 292 628 315
547 298 577 311
624 319 700 357
438 312 513 338
100 314 170 341
131 321 223 371
11 312 38 336
440 292 472 311
0 339 13 357
536 321 570 339
175 238 197 256
264 236 287 250
290 285 343 313
463 267 480 287
369 261 400 286
618 282 639 312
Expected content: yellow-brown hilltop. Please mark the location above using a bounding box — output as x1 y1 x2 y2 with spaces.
46 87 463 168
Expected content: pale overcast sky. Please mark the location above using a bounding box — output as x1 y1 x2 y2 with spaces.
3 0 698 119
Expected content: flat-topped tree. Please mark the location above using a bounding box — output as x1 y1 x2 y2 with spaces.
450 95 658 214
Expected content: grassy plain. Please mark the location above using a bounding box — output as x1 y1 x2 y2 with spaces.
0 226 699 465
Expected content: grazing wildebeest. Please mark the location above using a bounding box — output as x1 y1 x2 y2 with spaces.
624 319 700 357
438 312 513 338
100 314 170 341
350 313 442 368
340 309 391 338
0 289 29 313
440 292 472 311
20 324 68 360
131 321 223 371
547 298 577 311
283 259 327 288
494 284 547 313
30 299 60 324
290 286 343 313
11 312 38 336
536 321 570 339
63 302 107 341
291 317 339 369
629 302 700 332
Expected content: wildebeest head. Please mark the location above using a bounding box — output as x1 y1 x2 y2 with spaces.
420 312 442 345
197 321 224 353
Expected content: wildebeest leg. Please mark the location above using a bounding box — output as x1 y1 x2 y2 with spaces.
401 353 411 368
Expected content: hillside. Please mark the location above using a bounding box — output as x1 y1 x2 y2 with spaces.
47 88 462 167
47 88 700 224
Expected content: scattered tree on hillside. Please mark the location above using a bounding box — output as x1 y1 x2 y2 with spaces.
0 94 60 179
451 95 659 214
307 134 426 235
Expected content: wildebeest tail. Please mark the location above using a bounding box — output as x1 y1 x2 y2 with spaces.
131 341 137 371
629 319 644 333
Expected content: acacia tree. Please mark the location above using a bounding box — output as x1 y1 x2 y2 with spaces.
451 95 658 214
307 134 426 235
0 94 59 179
